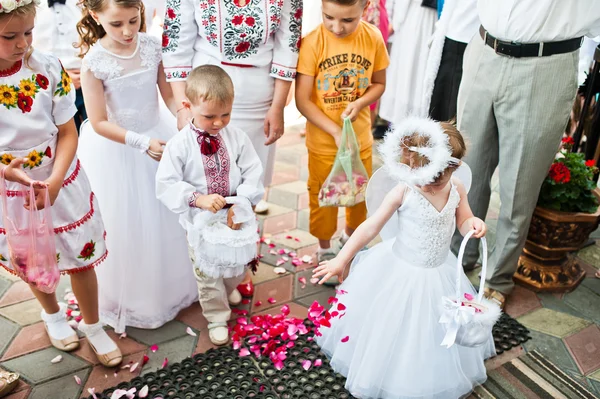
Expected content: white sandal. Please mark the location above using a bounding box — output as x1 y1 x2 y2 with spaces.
208 322 229 346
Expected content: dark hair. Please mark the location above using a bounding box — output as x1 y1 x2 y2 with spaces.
76 0 146 58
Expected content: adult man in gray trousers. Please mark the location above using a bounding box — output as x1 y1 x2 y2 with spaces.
451 0 600 308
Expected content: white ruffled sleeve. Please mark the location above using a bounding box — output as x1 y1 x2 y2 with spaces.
162 0 197 81
235 132 265 205
270 0 302 80
48 56 77 125
156 134 198 213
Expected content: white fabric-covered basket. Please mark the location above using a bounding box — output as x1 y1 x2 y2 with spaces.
439 230 501 348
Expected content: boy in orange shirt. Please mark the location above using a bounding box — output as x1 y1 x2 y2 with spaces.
295 0 389 279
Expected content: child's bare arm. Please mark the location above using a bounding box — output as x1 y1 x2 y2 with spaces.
295 73 343 146
157 63 178 116
342 68 387 121
455 180 487 238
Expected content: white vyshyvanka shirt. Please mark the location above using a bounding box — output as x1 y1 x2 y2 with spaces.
156 123 264 278
161 0 302 81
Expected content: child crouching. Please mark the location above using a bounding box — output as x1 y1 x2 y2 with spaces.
156 65 264 345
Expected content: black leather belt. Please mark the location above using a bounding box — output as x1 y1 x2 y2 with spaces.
479 26 582 58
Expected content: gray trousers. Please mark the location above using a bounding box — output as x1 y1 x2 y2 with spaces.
450 34 578 294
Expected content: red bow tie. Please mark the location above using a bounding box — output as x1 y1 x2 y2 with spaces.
197 132 220 156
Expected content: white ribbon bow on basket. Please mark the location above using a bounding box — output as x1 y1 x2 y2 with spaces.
439 297 476 348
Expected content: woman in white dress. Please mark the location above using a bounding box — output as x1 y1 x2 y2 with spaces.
379 0 437 124
76 0 197 333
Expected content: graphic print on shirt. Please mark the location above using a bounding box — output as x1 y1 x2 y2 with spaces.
316 52 373 112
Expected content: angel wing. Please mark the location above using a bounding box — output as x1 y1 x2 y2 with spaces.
366 162 472 240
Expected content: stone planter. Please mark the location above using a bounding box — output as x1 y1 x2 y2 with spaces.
515 188 600 292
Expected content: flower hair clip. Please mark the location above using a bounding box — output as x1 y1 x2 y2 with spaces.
0 0 41 13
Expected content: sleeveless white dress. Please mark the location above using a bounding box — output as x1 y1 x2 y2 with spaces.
78 33 197 333
317 182 495 399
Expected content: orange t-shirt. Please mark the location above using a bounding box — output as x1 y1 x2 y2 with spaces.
297 21 390 156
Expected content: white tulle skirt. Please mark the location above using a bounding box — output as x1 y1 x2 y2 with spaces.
316 239 495 399
77 109 198 333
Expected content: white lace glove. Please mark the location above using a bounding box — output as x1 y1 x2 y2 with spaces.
125 131 151 153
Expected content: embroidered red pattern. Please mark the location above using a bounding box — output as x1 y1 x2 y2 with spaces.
3 159 81 197
201 136 231 197
0 248 108 276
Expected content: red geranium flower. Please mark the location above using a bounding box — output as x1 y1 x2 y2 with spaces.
162 34 169 48
561 137 575 145
585 160 596 167
17 93 33 113
245 16 255 26
78 240 96 260
235 41 250 53
35 74 49 90
294 8 302 19
548 162 571 184
232 15 244 25
296 38 301 49
167 8 176 19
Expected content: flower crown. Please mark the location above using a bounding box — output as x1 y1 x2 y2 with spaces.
379 116 461 186
0 0 40 13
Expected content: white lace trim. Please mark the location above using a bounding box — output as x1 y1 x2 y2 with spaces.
194 259 247 279
139 34 162 69
83 48 123 81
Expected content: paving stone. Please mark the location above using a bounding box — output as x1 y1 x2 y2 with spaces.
518 308 591 338
271 181 308 195
251 274 293 313
4 388 30 399
255 203 294 222
261 211 297 235
0 316 19 357
252 262 287 285
504 285 542 319
140 335 196 376
564 285 600 324
581 277 600 297
295 288 337 309
590 368 600 382
577 244 600 268
175 302 208 333
0 268 20 282
125 320 189 346
267 186 299 209
81 351 145 396
1 322 51 361
536 292 588 320
0 299 43 326
522 330 579 374
271 229 318 250
564 325 600 375
0 281 35 308
73 329 147 366
297 192 309 210
0 277 10 299
294 269 332 300
192 328 217 355
28 368 90 399
270 162 300 185
587 378 600 397
1 347 89 384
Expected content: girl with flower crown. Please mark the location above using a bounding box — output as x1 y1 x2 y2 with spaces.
312 118 497 398
0 0 122 367
75 0 198 333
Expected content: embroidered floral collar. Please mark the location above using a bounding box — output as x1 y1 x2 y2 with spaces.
190 121 221 156
0 60 22 77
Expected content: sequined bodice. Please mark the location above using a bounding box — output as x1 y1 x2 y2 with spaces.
392 182 460 268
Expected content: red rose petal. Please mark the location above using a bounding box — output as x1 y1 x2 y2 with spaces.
341 336 349 343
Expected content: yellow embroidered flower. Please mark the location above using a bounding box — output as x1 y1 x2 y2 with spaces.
0 84 18 107
19 78 38 97
54 69 72 97
24 150 44 169
0 254 6 262
0 153 15 165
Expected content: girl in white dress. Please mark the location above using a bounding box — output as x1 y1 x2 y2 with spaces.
77 0 197 333
313 118 496 399
0 0 121 367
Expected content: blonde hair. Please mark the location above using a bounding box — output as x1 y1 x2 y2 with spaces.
76 0 146 58
185 65 235 105
0 3 37 66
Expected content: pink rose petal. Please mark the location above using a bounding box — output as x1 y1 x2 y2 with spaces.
268 297 276 304
281 304 290 315
268 243 276 248
269 249 278 255
273 267 286 274
74 375 81 385
119 332 127 339
110 390 127 399
278 249 287 255
255 300 262 307
291 258 302 267
314 359 323 367
233 341 242 350
50 355 62 364
302 360 312 370
239 348 251 357
138 385 149 398
130 362 139 373
286 235 293 239
337 303 346 311
336 289 348 295
186 327 197 337
289 252 297 257
150 344 159 352
88 387 98 399
282 256 289 262
341 336 349 343
301 255 313 263
276 259 286 266
241 298 251 305
464 292 474 301
161 358 169 368
298 276 307 285
328 297 338 305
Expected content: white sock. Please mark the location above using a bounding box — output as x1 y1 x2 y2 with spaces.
340 231 351 244
78 321 118 355
318 246 335 254
41 303 77 340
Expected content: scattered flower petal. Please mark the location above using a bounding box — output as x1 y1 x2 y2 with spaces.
282 256 289 262
273 267 286 274
260 385 266 392
255 300 262 307
464 292 474 301
88 387 98 399
74 375 81 385
336 289 348 295
277 249 287 255
268 297 277 304
337 303 346 311
130 362 139 373
269 250 278 255
276 259 286 266
110 390 127 399
119 332 127 339
314 359 323 367
161 358 169 368
142 354 150 366
239 348 251 357
241 298 251 304
298 276 307 285
138 385 149 398
341 336 349 343
301 255 312 263
310 278 319 285
286 235 293 239
302 360 312 370
328 297 338 305
233 340 242 350
291 258 302 267
50 355 62 364
150 344 159 352
268 243 276 248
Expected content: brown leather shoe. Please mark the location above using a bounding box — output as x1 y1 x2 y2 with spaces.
0 370 19 398
484 287 506 310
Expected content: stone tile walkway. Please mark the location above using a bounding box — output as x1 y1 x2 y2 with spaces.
1 123 599 398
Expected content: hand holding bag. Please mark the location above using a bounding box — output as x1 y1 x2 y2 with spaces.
318 118 369 207
0 170 60 293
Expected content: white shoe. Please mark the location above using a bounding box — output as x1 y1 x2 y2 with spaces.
208 323 229 346
254 200 269 214
228 289 242 306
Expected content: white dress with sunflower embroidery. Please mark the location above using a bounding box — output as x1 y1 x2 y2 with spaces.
78 33 198 333
161 0 302 187
0 50 107 275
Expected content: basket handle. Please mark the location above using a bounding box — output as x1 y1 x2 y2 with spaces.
454 229 488 302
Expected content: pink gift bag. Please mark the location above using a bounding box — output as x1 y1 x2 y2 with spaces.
0 171 60 293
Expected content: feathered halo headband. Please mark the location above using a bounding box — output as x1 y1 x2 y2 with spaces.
0 0 40 13
378 117 461 186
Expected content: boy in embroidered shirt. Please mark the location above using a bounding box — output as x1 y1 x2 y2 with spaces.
156 65 264 346
295 0 389 279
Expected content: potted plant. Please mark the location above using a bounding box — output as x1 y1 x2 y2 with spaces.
515 137 600 292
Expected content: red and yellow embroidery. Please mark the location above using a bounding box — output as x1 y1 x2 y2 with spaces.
0 73 50 113
54 68 72 97
0 153 15 165
77 240 96 261
1 146 52 169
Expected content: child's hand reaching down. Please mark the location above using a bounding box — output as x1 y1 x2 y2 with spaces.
463 217 487 238
195 194 226 213
227 206 242 230
341 100 363 122
313 257 347 285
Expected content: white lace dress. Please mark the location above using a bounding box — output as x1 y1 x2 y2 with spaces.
316 182 495 399
77 33 197 333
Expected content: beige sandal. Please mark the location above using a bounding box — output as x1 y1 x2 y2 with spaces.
0 370 19 398
208 322 230 346
595 270 600 279
41 304 80 352
78 322 122 368
484 287 506 310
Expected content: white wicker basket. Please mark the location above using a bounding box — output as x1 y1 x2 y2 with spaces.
440 230 501 348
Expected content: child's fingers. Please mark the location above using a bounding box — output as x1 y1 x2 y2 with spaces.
318 272 332 285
